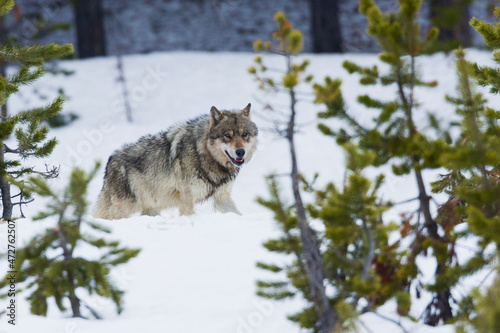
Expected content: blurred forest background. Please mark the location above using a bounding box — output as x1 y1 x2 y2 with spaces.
2 0 499 58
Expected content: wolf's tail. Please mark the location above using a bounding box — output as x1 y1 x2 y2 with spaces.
93 191 110 219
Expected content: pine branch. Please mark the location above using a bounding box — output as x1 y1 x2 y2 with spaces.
12 198 34 205
456 50 490 190
18 95 65 123
0 44 73 66
7 66 46 87
368 311 409 333
328 245 355 265
0 0 14 16
361 218 376 282
2 143 18 153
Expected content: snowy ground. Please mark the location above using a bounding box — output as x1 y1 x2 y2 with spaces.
1 50 497 333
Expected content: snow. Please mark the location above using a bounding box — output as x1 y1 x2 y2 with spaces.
1 49 497 332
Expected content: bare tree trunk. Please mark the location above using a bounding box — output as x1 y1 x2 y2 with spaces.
286 55 337 333
0 155 13 219
0 137 12 220
56 204 82 317
0 62 10 219
311 0 343 53
429 0 471 47
116 54 133 122
400 46 453 324
415 168 453 325
74 0 106 58
0 63 6 120
0 16 12 220
456 3 472 47
67 269 82 318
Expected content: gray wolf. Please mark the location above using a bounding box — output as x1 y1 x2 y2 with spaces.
93 104 258 220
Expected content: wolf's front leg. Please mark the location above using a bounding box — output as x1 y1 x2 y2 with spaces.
214 196 242 215
214 184 242 215
179 187 195 216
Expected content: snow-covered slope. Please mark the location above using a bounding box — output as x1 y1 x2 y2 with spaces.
2 50 496 333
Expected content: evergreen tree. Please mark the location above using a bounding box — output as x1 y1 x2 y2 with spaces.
310 144 415 323
0 163 141 318
434 9 500 331
455 271 500 333
437 47 500 333
469 7 500 95
465 7 500 251
0 0 73 219
253 2 500 331
249 12 338 332
257 144 415 331
313 0 457 326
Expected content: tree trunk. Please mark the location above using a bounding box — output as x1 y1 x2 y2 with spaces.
0 16 6 119
287 54 337 332
0 60 6 122
402 46 453 325
73 0 106 58
67 270 82 318
0 15 12 220
429 0 471 47
0 165 13 219
55 204 82 317
116 54 133 122
310 0 343 53
456 3 472 47
415 168 453 325
289 135 337 332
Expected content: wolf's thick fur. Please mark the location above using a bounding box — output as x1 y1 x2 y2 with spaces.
94 104 258 220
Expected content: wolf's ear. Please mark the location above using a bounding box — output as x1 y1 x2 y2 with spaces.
210 106 224 126
241 103 251 117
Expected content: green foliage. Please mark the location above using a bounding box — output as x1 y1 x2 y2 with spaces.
47 112 79 128
0 163 141 318
0 0 14 16
314 145 413 312
470 8 500 49
255 176 305 301
434 11 500 329
433 47 500 296
314 0 442 170
0 0 74 218
469 8 500 94
256 145 412 330
456 274 500 333
313 0 464 326
252 3 500 331
335 300 359 332
252 12 340 330
0 43 73 67
250 11 310 94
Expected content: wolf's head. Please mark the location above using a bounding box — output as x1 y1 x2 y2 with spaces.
207 103 258 169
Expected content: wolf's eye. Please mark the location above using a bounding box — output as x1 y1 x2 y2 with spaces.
242 133 248 138
224 134 232 140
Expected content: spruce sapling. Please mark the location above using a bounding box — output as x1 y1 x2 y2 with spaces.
0 163 141 318
250 11 338 332
0 0 73 219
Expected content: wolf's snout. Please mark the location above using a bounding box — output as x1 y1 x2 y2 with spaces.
235 148 245 158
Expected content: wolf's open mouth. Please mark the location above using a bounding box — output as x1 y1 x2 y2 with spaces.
225 151 244 167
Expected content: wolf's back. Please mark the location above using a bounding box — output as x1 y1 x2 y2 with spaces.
93 116 210 219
